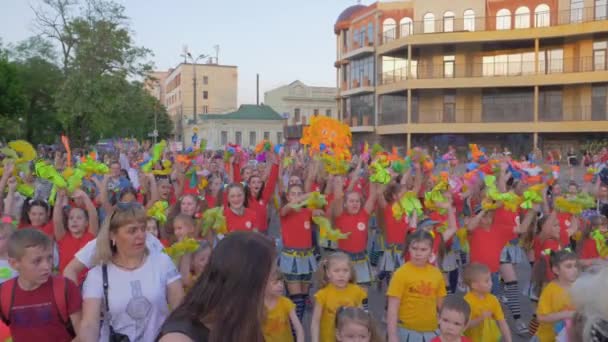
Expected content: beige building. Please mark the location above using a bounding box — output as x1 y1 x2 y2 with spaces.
149 63 238 141
264 80 338 125
335 0 608 156
183 104 285 150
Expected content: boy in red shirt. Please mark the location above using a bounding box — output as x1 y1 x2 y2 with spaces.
1 229 81 342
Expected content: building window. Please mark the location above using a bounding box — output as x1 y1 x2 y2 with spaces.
203 76 208 85
353 28 359 48
313 109 319 115
539 88 563 121
294 108 300 122
326 109 332 116
367 22 374 45
264 131 270 140
203 91 208 100
444 56 455 78
249 131 256 146
423 13 435 33
571 0 584 23
592 85 608 120
382 18 396 43
597 0 608 20
400 17 413 37
539 49 564 74
496 9 512 30
515 7 531 28
277 132 283 143
235 131 242 145
534 4 551 27
202 105 208 114
443 93 456 123
221 131 228 145
464 9 476 31
443 11 455 32
594 42 608 70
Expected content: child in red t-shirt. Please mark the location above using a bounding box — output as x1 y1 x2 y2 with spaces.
430 295 473 342
224 183 257 233
2 229 81 342
19 200 54 238
53 189 98 284
577 215 607 267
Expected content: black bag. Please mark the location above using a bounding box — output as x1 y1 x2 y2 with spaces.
102 264 131 342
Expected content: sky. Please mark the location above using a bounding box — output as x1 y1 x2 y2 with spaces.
0 0 374 105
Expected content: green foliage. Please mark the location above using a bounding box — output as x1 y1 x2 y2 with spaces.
0 0 170 146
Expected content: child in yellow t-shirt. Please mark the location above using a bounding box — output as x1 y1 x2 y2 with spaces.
534 249 578 342
263 271 304 342
462 263 512 342
386 230 447 342
335 307 382 342
311 252 367 342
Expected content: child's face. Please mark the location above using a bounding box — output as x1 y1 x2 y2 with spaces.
192 248 211 275
265 277 284 298
568 185 578 195
249 176 263 194
471 272 493 294
287 186 304 204
336 321 371 342
409 240 433 265
159 181 172 199
173 220 195 241
180 196 197 216
146 219 159 237
210 177 222 193
242 167 252 181
10 245 53 288
327 259 351 288
227 187 245 209
67 208 87 235
345 193 362 214
544 214 560 239
554 259 579 283
28 206 48 227
438 309 468 341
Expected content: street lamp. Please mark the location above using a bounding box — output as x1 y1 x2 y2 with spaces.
184 52 209 125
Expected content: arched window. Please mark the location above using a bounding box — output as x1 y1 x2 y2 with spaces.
443 11 455 32
383 18 396 42
424 12 435 33
464 9 476 31
515 7 531 28
496 9 512 30
534 4 551 27
367 22 374 44
400 17 413 37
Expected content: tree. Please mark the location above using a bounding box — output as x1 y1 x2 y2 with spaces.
0 55 27 141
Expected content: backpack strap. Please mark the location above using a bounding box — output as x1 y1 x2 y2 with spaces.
0 279 17 326
51 276 75 337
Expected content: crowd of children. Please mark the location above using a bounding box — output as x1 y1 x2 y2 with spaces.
0 131 607 342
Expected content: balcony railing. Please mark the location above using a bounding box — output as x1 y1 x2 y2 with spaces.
344 113 375 127
381 5 607 45
379 56 603 84
379 112 407 125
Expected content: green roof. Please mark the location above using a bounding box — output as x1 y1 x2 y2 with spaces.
192 104 284 123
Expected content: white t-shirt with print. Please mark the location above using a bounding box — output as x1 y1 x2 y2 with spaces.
75 232 164 268
83 252 180 342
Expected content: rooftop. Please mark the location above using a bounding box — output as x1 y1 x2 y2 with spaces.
187 104 284 124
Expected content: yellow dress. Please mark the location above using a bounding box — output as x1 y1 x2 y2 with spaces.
463 292 504 342
263 296 295 342
536 282 573 342
314 283 367 342
386 262 447 332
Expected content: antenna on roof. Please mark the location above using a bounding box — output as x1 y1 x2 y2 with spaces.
214 45 220 64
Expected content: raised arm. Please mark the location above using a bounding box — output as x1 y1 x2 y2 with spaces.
53 190 68 241
73 189 99 235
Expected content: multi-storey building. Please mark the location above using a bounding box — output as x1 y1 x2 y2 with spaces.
149 63 238 141
264 80 338 142
335 0 608 156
